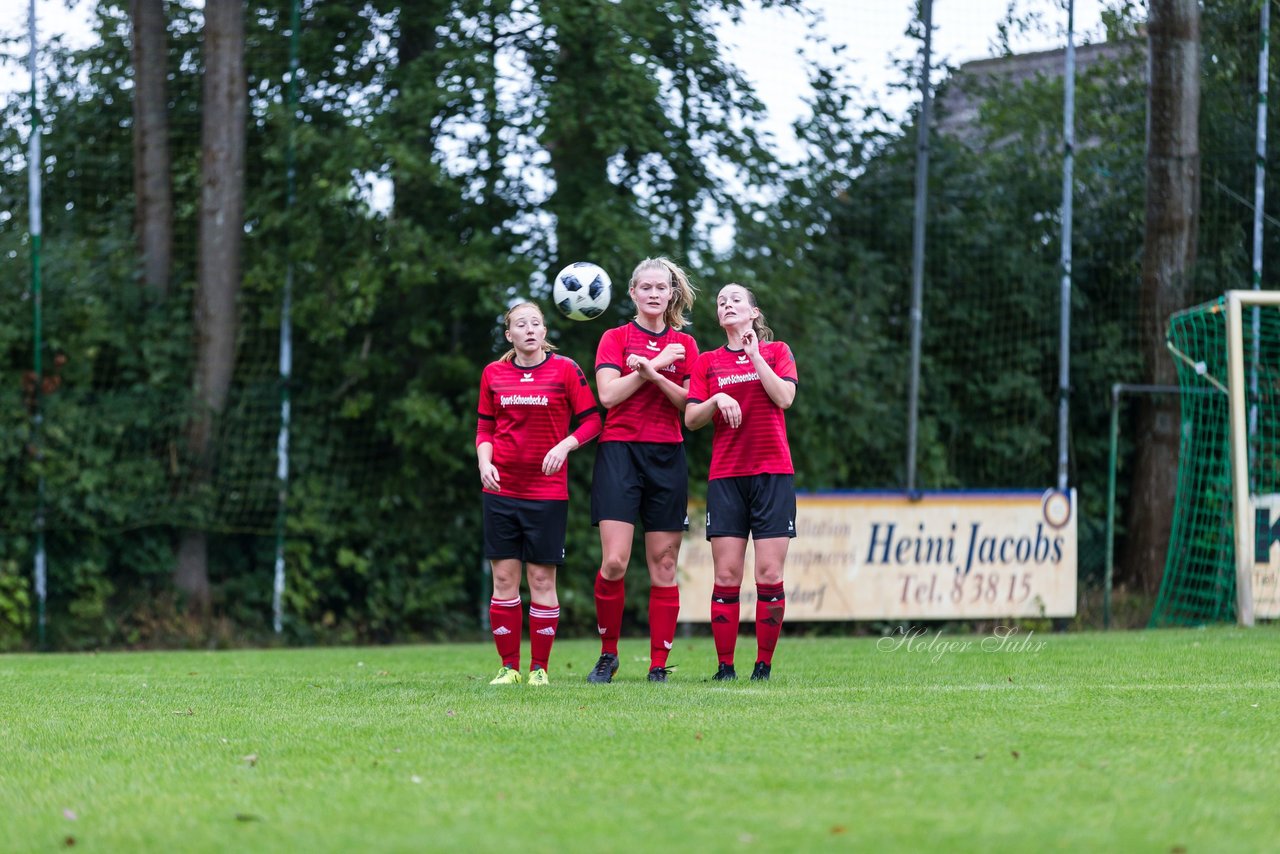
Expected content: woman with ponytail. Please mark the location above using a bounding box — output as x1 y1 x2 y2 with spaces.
684 284 797 682
476 302 601 686
585 258 700 684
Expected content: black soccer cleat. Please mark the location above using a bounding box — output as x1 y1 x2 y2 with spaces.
712 663 737 681
647 666 674 683
586 653 620 684
750 661 771 681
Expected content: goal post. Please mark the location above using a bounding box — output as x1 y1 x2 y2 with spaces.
1157 290 1280 627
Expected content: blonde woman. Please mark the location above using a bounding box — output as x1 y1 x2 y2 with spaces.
586 258 699 684
476 302 600 685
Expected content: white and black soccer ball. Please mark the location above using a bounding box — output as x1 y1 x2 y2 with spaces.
552 261 612 321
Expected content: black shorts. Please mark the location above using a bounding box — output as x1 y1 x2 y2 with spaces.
482 493 568 565
705 474 796 540
591 442 689 532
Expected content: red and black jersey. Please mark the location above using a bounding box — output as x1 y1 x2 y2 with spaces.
595 321 699 444
687 341 797 480
476 353 601 500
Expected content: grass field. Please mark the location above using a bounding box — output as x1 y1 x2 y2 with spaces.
3 626 1279 852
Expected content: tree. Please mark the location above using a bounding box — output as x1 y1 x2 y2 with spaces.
130 0 173 296
175 0 248 613
1125 0 1201 594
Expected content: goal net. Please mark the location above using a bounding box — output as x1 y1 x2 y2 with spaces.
1154 290 1280 626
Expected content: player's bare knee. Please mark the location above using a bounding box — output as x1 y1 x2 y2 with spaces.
755 564 784 585
600 554 629 580
649 559 677 587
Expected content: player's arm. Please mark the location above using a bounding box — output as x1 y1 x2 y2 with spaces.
596 366 647 408
476 440 500 491
685 393 741 430
744 333 796 409
631 359 690 410
543 364 602 475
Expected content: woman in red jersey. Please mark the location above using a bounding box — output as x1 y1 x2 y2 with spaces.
586 258 699 684
685 283 797 681
476 302 601 686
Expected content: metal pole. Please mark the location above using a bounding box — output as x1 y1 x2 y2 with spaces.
1057 0 1076 492
28 0 47 649
1105 384 1120 630
272 0 301 636
906 0 933 494
1249 0 1269 479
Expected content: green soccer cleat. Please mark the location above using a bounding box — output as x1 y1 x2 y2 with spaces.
489 665 523 685
527 666 549 686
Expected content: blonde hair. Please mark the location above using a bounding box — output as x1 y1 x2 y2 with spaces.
723 283 774 342
499 301 559 363
630 257 698 330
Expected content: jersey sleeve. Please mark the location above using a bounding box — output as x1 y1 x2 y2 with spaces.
595 327 624 374
566 358 602 445
475 364 496 447
772 342 798 384
687 352 709 404
680 335 700 384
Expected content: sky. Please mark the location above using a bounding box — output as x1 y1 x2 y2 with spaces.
4 0 1107 139
719 0 1107 159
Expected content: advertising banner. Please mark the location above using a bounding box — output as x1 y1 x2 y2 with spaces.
677 490 1077 621
1250 494 1280 620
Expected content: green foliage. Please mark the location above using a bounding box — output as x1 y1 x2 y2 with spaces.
5 0 1280 646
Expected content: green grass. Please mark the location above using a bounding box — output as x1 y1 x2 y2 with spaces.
3 627 1279 852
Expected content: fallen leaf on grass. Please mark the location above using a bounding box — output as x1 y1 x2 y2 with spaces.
234 814 262 823
974 753 985 760
377 670 390 677
830 826 847 835
242 754 258 766
173 708 195 716
1011 751 1020 760
62 809 77 821
446 710 457 717
695 732 703 742
63 836 75 847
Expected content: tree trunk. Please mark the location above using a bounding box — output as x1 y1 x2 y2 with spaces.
175 0 246 613
1124 0 1200 594
130 0 172 295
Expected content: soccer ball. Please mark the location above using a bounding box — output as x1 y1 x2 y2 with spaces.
552 261 612 321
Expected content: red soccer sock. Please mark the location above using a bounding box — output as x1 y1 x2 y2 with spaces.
710 584 741 666
755 582 786 665
489 596 523 669
528 601 560 671
648 584 680 668
593 571 625 656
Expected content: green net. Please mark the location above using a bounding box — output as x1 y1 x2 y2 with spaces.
1153 296 1280 625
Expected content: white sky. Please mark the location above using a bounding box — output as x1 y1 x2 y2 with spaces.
5 0 1106 121
720 0 1107 159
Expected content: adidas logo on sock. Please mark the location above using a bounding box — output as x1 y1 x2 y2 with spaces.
712 615 729 623
535 627 556 636
597 626 607 635
662 640 673 650
492 626 512 636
